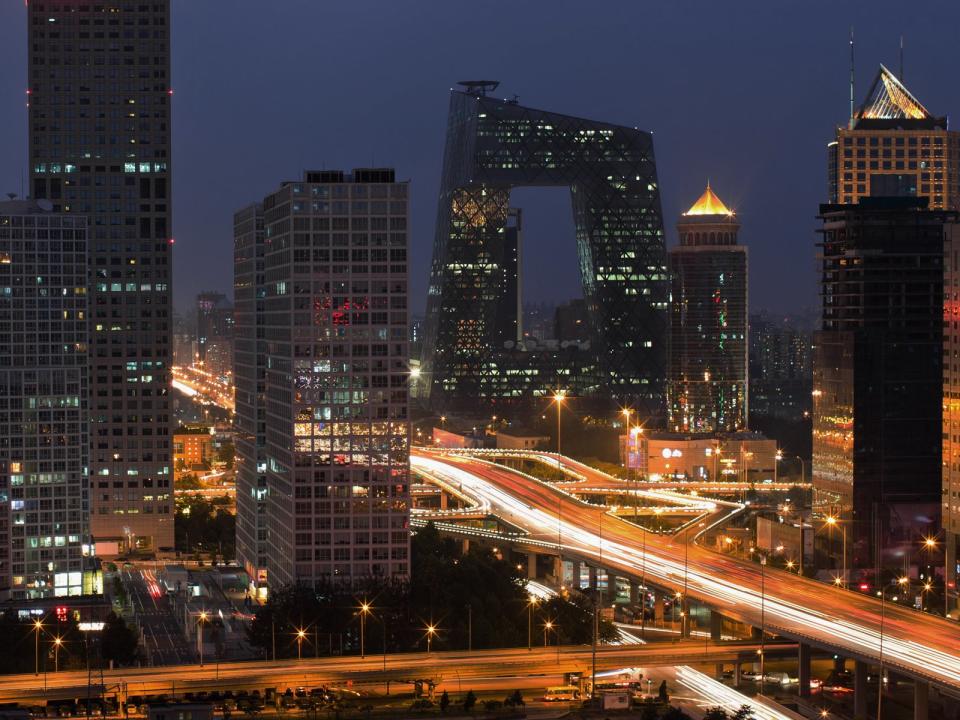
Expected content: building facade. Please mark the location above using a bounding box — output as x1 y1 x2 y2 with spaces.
813 198 953 578
0 201 97 599
28 0 174 554
620 431 777 484
828 65 960 210
233 203 268 594
748 312 813 421
944 222 960 612
421 82 668 416
256 169 410 588
667 185 748 434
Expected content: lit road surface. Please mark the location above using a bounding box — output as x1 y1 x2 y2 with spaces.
411 451 960 689
0 642 779 702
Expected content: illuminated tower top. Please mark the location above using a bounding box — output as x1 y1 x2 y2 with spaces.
683 183 734 217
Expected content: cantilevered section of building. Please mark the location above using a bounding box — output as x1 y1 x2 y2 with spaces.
827 64 960 210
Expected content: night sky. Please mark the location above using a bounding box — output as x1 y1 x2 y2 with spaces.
2 0 959 317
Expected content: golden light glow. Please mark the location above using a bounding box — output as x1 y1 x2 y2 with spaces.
683 183 733 216
296 629 307 639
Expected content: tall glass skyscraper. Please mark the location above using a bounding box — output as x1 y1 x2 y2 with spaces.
667 185 748 434
27 1 174 554
421 83 668 416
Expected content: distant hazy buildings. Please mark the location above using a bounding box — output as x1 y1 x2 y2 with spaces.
196 292 234 379
28 1 174 554
240 169 411 590
813 198 953 577
667 185 748 434
0 201 98 599
828 65 960 210
421 81 667 415
233 203 268 595
749 313 813 421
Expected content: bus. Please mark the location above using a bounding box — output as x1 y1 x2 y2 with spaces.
543 686 580 702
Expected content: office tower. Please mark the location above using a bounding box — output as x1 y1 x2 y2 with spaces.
827 65 960 210
233 203 268 595
256 169 410 588
667 185 748 434
748 312 813 421
421 81 668 414
813 198 954 578
0 200 99 599
28 1 174 554
196 291 234 378
554 299 589 345
944 227 960 613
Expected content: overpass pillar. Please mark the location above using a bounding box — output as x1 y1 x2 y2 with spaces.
527 553 538 579
461 538 470 554
629 579 639 606
914 679 929 720
709 610 723 641
439 491 449 510
654 594 665 624
551 555 562 584
798 643 811 699
854 660 868 719
588 565 598 590
734 662 742 688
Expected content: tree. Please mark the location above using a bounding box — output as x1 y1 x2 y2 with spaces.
732 705 756 720
100 612 139 666
704 708 729 720
463 690 476 713
661 708 693 720
506 690 524 707
541 593 617 645
438 691 449 714
658 679 669 703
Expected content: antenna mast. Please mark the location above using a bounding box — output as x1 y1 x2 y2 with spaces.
849 27 855 128
899 35 904 80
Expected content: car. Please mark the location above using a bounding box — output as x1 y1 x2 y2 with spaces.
741 670 763 682
809 677 823 692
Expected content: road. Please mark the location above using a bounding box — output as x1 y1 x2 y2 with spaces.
411 450 960 690
0 641 785 702
122 569 193 666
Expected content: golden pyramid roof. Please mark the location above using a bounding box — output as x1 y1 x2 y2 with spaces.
684 183 733 216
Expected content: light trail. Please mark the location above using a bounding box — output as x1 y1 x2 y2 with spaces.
676 667 798 720
411 451 960 689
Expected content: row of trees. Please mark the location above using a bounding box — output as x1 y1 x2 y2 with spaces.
175 495 236 558
0 611 138 674
247 523 616 657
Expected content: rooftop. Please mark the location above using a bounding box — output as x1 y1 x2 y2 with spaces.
855 64 930 122
683 183 733 217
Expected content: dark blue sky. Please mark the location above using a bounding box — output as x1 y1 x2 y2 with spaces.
2 1 958 315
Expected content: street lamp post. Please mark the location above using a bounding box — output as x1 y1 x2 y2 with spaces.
825 516 847 587
296 628 306 660
759 555 767 698
621 409 632 481
34 619 43 676
358 601 371 659
466 604 472 654
425 624 437 654
553 390 566 474
527 596 538 651
53 636 63 673
196 611 208 666
543 620 552 647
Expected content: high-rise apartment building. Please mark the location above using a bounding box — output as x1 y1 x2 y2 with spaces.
28 1 174 554
944 221 960 613
813 198 954 578
749 312 813 421
253 169 410 589
233 203 268 596
0 200 100 600
667 185 748 434
827 65 960 210
196 291 234 378
421 82 668 415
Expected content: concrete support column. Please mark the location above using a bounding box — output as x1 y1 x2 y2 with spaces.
439 492 449 510
654 594 665 624
461 539 470 554
551 555 562 584
798 643 811 699
714 663 724 680
629 579 639 607
914 679 929 720
527 553 538 580
588 565 598 590
734 662 742 688
709 611 723 641
854 660 868 719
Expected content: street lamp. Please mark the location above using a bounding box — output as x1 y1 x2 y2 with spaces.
543 619 553 647
527 595 538 651
358 601 371 659
825 516 847 588
197 611 208 666
552 390 566 471
424 623 437 654
34 619 43 676
296 628 306 660
53 636 63 673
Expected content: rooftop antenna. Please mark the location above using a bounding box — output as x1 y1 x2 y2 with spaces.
849 27 855 128
899 34 904 81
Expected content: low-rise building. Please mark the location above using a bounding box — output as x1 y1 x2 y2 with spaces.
621 431 778 483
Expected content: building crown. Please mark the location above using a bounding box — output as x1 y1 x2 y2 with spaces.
856 64 930 121
684 182 733 217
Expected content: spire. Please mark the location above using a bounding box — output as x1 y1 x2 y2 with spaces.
856 64 930 120
684 182 733 216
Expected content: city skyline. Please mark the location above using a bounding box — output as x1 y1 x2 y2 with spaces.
5 2 960 316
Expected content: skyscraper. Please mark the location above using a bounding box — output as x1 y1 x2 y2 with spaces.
251 169 410 589
667 185 748 434
421 82 668 415
233 203 267 596
196 291 234 378
813 198 954 578
28 1 174 554
827 65 960 210
0 200 99 599
748 312 813 421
